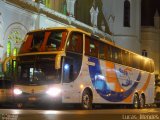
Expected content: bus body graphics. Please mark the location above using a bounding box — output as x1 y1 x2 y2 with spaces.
3 27 155 109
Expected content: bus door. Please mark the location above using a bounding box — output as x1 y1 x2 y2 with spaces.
62 57 75 103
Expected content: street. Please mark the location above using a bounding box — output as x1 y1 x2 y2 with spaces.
0 107 160 120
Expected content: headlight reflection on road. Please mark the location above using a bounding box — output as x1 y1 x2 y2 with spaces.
43 110 61 114
11 110 22 114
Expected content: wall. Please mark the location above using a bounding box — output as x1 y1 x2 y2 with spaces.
0 1 36 62
102 0 141 53
141 27 160 75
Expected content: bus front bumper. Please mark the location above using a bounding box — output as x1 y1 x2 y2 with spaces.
14 93 62 105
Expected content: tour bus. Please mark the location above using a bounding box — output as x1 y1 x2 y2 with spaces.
4 27 155 109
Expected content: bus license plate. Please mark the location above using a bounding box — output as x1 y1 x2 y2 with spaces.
28 97 37 101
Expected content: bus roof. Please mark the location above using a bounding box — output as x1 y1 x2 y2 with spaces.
28 27 114 45
27 27 153 61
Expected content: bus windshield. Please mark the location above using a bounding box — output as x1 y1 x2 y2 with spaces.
16 55 61 85
20 30 67 53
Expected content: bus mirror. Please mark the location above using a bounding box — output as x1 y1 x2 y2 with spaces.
55 54 61 69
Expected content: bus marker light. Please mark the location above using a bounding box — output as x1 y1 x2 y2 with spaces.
80 84 84 89
64 64 69 70
121 89 124 92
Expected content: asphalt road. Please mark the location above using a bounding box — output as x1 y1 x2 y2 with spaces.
0 108 160 120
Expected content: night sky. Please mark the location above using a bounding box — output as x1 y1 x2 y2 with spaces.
141 0 160 26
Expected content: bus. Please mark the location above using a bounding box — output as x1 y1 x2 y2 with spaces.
4 27 155 109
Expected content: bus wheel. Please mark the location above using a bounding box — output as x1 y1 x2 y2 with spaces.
82 90 92 110
139 95 145 108
133 93 140 109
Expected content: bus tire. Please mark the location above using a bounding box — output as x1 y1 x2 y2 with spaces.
81 90 93 110
139 94 145 108
133 93 140 109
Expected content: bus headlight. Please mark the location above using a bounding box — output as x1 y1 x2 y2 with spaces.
14 88 22 95
46 87 61 97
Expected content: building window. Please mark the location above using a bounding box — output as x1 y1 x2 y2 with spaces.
13 47 17 56
62 0 67 15
124 0 130 27
74 0 78 19
7 41 11 57
6 41 11 74
142 50 148 57
45 0 50 8
13 48 17 71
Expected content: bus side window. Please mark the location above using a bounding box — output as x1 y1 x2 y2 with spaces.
132 54 140 69
112 47 122 64
150 60 154 73
107 46 112 61
117 48 122 64
146 60 151 72
90 40 98 57
85 36 90 56
66 32 83 53
85 36 98 58
99 42 106 60
139 57 142 70
143 58 150 72
140 57 145 70
122 50 130 66
112 47 116 62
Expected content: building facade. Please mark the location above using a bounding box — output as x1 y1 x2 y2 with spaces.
103 0 141 54
141 11 160 76
141 0 160 77
0 0 141 74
